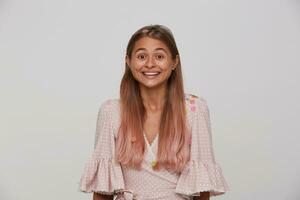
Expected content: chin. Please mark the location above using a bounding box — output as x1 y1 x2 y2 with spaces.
139 80 167 89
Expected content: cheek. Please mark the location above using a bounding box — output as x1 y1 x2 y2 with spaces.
161 64 173 73
130 61 144 71
159 69 173 80
130 69 139 77
130 66 142 78
156 60 169 66
158 58 174 68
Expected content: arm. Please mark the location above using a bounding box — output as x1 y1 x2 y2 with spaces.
78 100 125 198
176 96 229 198
193 192 210 200
93 192 113 200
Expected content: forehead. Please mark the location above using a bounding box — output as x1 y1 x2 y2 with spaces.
133 37 170 52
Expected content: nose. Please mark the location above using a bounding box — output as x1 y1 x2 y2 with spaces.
145 55 156 68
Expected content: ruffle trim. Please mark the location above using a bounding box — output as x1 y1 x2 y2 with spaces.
78 157 125 194
175 160 230 198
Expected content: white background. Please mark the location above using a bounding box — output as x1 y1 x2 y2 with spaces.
1 0 300 199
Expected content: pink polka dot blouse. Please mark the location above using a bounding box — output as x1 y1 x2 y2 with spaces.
78 93 230 199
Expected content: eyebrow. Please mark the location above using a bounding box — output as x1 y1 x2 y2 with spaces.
134 48 168 54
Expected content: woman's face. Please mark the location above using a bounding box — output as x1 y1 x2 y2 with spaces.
126 37 179 89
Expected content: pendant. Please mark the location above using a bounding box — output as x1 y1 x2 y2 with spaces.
151 160 157 167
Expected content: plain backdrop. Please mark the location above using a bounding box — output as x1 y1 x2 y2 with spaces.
1 0 300 200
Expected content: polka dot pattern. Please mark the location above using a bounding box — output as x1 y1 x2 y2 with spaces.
78 93 229 199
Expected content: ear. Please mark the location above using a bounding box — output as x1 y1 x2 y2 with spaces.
125 55 130 67
173 55 179 69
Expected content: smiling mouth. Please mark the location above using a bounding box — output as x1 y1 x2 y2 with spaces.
142 72 161 78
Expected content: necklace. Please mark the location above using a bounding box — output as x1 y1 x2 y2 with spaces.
143 131 158 168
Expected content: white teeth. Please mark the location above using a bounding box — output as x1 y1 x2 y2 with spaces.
143 72 160 75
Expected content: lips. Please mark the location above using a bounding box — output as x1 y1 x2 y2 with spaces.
142 71 161 78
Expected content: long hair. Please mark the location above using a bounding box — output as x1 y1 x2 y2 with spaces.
115 24 191 173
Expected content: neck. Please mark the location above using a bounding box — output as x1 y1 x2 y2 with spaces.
139 83 167 112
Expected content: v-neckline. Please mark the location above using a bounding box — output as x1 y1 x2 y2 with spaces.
143 131 159 148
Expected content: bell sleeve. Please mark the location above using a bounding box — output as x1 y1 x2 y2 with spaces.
78 99 125 195
176 96 230 198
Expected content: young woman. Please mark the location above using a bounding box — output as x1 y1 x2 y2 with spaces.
78 24 229 200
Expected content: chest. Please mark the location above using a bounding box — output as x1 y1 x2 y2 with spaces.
143 112 161 145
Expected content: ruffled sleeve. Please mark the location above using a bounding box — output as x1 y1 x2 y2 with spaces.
176 95 230 198
78 99 125 195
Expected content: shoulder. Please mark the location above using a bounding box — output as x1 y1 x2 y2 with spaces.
99 98 119 110
97 98 120 119
184 93 209 114
97 98 121 131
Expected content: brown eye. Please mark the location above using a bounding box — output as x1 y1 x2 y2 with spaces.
156 54 164 60
137 54 146 60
